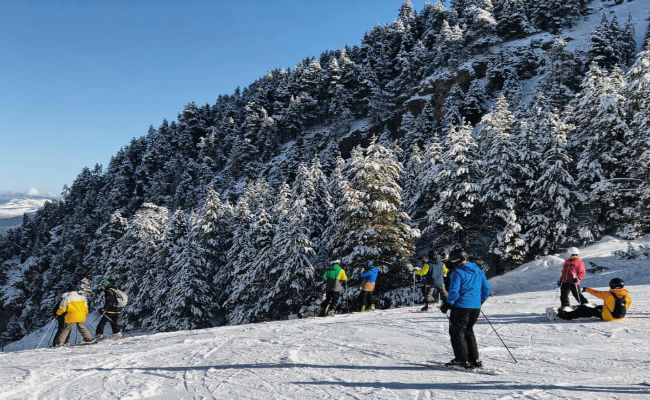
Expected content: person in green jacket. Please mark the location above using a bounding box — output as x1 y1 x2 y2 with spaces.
320 259 348 316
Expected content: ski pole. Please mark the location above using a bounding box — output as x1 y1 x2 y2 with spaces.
481 310 518 364
36 319 56 349
412 272 416 307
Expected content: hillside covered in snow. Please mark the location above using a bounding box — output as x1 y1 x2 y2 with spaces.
2 237 649 399
2 0 650 345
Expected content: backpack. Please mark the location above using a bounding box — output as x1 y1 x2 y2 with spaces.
608 291 627 319
110 288 129 308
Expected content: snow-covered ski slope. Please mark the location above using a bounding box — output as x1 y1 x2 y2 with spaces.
2 236 649 400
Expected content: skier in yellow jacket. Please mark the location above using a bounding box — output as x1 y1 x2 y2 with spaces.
53 284 96 346
558 278 631 321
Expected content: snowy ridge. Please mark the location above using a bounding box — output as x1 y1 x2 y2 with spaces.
0 197 53 219
2 237 649 399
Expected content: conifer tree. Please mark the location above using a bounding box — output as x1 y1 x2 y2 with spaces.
523 94 575 255
426 121 481 249
477 95 524 272
332 139 419 290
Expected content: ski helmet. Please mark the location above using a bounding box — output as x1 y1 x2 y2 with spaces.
364 260 373 267
100 279 111 289
566 247 580 257
418 255 425 261
447 248 468 268
330 259 341 266
428 250 439 260
609 277 625 289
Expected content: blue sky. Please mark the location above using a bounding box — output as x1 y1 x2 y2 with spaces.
0 0 430 196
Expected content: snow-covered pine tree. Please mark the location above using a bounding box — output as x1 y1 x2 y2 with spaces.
477 95 525 273
161 212 215 331
198 185 234 284
332 138 419 293
222 182 275 325
538 38 581 111
414 131 444 219
522 94 576 255
588 14 623 70
493 0 533 39
441 84 465 132
425 121 481 250
104 203 168 330
462 79 488 124
402 144 423 215
572 65 634 236
259 195 316 320
624 45 650 233
463 0 500 51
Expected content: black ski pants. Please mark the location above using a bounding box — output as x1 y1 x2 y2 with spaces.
448 307 480 363
560 305 603 320
321 291 340 315
96 312 121 335
360 290 374 310
560 283 589 307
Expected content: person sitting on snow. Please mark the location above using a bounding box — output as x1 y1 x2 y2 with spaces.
557 247 589 311
558 278 631 321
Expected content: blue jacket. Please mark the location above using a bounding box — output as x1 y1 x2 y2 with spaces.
446 262 490 309
359 267 378 283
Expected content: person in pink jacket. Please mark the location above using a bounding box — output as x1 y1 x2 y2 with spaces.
557 247 589 311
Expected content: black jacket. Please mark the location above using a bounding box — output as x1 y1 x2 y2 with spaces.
101 286 124 313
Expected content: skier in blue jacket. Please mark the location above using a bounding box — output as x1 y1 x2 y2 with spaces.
440 248 490 369
358 260 378 312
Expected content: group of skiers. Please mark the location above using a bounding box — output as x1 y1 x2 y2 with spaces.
555 247 631 321
318 246 632 370
318 249 490 369
51 279 126 347
46 247 631 372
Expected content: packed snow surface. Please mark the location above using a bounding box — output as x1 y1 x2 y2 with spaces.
2 237 649 399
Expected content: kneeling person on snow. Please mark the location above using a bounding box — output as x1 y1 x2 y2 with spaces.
320 259 347 316
53 283 96 346
359 260 378 312
96 279 127 340
558 278 631 321
440 249 490 369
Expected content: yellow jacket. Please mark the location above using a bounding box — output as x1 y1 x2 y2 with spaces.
584 288 631 321
56 291 89 323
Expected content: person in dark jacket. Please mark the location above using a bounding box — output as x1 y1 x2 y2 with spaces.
358 260 378 312
95 279 124 340
440 249 490 369
320 260 348 316
414 252 448 311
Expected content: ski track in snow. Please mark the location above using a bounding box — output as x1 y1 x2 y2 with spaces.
2 239 650 399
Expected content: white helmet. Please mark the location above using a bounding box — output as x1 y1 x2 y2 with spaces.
566 247 580 257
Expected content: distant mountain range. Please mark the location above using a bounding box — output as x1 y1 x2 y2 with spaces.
0 192 56 234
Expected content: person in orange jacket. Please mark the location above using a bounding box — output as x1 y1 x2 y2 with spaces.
558 278 631 321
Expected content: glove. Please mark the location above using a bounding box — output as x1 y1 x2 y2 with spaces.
440 303 449 313
414 267 422 272
573 277 579 283
557 280 561 287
